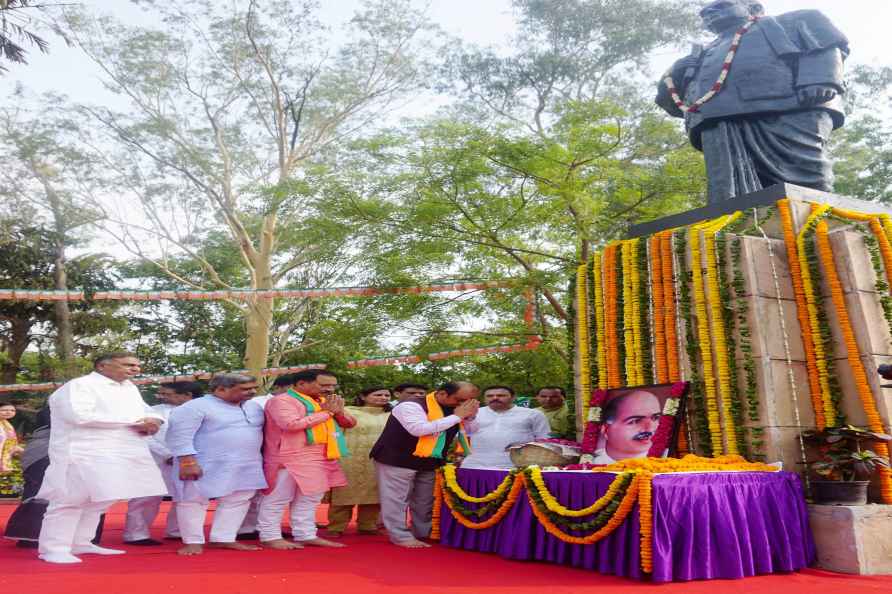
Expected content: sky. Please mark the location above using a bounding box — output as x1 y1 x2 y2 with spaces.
2 0 890 104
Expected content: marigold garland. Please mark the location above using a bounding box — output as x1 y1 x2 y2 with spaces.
442 464 515 503
440 471 525 530
431 471 444 539
637 239 653 385
637 470 654 573
526 466 633 517
593 254 608 390
604 244 623 388
798 204 839 426
651 236 667 383
777 200 826 429
815 220 892 503
703 213 742 455
524 471 642 546
689 223 724 454
622 241 638 385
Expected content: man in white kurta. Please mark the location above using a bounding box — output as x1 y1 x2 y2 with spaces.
123 381 203 545
37 353 167 564
461 386 551 470
166 373 267 556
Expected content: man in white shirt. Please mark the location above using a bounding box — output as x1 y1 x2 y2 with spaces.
123 381 203 545
37 352 167 564
592 390 662 465
461 386 551 469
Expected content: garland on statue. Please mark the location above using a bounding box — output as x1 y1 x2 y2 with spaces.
662 17 761 113
593 254 608 391
651 235 668 383
575 264 593 428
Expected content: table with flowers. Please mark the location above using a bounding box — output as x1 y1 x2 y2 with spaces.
433 456 815 583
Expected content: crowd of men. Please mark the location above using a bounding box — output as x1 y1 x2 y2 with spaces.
2 352 577 563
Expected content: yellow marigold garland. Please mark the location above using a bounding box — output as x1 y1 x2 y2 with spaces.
622 241 637 384
797 203 837 425
593 254 608 390
440 472 525 530
604 244 622 388
597 453 780 474
524 471 642 546
651 236 667 383
526 466 632 517
815 220 892 503
629 238 645 385
777 200 826 429
704 214 742 454
689 223 724 454
442 464 515 503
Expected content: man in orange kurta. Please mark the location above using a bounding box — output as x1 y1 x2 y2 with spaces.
257 369 355 549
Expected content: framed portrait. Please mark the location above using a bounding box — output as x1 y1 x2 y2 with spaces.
580 382 689 464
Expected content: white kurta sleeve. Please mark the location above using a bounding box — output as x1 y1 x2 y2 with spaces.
391 402 463 437
530 409 552 440
166 404 204 457
53 380 142 428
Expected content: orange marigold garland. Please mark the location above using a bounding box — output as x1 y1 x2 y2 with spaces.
637 470 654 574
431 470 444 539
440 471 525 530
777 199 826 429
815 220 892 503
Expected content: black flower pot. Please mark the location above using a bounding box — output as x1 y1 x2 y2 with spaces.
810 480 870 505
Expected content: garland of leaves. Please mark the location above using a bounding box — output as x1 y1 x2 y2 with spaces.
589 255 601 393
862 225 892 340
714 226 748 457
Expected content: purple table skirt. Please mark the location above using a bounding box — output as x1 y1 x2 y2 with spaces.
439 469 815 582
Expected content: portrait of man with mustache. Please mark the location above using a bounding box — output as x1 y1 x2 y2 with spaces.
592 390 662 465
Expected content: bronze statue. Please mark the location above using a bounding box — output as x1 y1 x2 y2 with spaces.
656 1 848 204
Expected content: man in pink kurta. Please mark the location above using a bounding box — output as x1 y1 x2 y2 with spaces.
257 369 355 549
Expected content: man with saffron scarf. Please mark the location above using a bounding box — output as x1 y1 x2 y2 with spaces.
257 369 356 549
370 381 480 548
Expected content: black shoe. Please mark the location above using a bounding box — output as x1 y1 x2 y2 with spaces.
235 531 259 541
124 538 163 546
15 540 39 549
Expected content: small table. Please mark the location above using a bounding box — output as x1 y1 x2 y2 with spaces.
439 468 815 582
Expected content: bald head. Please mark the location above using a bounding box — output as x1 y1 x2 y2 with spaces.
700 0 763 34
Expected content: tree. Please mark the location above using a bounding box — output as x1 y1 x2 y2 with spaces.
0 0 71 72
0 223 121 384
60 0 441 373
0 95 105 377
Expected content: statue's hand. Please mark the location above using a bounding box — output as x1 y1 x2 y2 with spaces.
798 84 838 107
670 55 701 81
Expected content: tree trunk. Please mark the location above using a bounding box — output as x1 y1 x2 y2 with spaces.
1 318 32 385
242 214 277 376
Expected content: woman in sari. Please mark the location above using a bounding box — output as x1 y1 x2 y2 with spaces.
326 387 391 537
0 402 25 496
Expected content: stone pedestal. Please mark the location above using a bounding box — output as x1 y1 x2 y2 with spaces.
808 504 892 575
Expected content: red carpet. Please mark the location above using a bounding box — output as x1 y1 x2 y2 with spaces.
1 501 891 594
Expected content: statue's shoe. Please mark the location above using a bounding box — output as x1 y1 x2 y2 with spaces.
71 544 126 555
39 553 83 564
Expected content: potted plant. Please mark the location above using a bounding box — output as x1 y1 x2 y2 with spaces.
802 425 892 505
